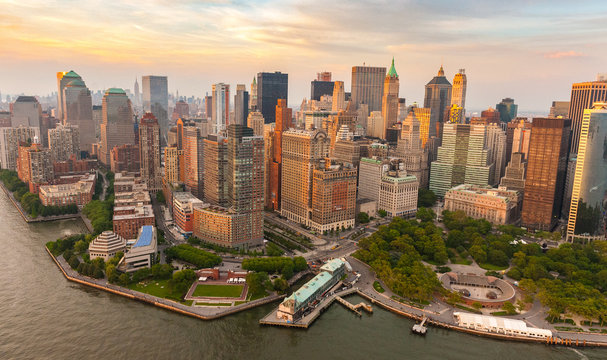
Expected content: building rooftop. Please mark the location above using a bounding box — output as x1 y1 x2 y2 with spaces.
289 271 333 307
63 70 80 78
66 79 85 87
106 88 126 95
15 96 38 103
320 258 345 273
387 57 398 78
133 226 154 248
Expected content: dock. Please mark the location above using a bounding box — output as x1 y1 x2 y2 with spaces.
334 295 372 316
412 316 428 335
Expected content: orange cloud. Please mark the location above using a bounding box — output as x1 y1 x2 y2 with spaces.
544 50 586 59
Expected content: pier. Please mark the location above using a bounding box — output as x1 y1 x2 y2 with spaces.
412 316 428 335
334 295 372 316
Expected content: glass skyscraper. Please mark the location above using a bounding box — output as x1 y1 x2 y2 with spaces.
257 72 288 124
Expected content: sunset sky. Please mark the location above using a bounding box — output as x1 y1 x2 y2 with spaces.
1 0 606 112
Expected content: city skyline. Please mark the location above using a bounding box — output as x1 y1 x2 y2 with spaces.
1 1 607 112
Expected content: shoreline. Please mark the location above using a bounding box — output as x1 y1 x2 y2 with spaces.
45 245 284 321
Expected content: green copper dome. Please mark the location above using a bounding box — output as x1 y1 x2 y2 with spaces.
64 70 80 78
66 79 85 87
106 88 126 95
387 57 398 78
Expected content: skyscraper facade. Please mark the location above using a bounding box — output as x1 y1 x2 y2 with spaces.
568 79 607 154
0 126 39 171
382 58 399 139
234 84 249 126
142 75 169 139
451 69 467 110
250 77 257 110
351 65 386 114
99 88 134 166
48 124 80 162
11 96 42 131
395 112 429 188
310 80 334 101
56 70 81 122
247 111 265 137
203 134 229 207
310 160 357 232
566 103 607 241
485 124 507 186
499 152 526 194
257 72 288 124
332 81 345 112
496 98 518 123
424 66 452 138
521 117 571 231
138 113 162 192
429 123 494 197
62 77 94 152
269 99 292 211
183 126 204 199
212 83 230 133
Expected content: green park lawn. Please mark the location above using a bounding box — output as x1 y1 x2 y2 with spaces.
192 284 244 298
478 263 509 271
196 302 231 306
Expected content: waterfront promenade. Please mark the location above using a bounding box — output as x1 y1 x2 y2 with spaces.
0 182 82 223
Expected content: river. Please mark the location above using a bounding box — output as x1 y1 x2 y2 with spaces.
0 190 604 359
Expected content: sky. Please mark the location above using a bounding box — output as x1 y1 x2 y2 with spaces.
1 0 607 112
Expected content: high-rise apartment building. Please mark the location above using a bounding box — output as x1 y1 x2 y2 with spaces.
424 66 452 138
280 129 330 225
358 157 386 202
332 81 346 112
411 106 431 148
234 84 249 126
496 98 518 123
203 134 228 207
17 142 54 193
212 83 230 133
451 69 467 110
183 126 204 199
382 58 399 139
138 113 162 192
566 103 607 241
505 118 531 165
351 65 386 114
99 88 134 166
269 99 292 211
62 75 94 152
247 111 265 137
142 75 169 139
164 146 184 184
0 127 39 171
48 124 80 162
110 144 140 173
257 72 288 124
521 117 571 231
429 123 494 197
568 79 607 154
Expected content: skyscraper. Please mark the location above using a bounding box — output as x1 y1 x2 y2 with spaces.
48 124 80 161
351 65 386 114
310 74 334 101
451 69 467 110
499 152 526 194
0 126 39 170
56 71 81 121
382 58 399 139
395 111 429 188
269 99 292 211
183 126 204 199
247 111 265 137
429 123 494 197
142 75 169 140
250 77 257 110
566 103 607 241
332 81 345 112
138 112 162 192
521 117 571 231
310 160 357 232
257 72 288 124
62 77 94 152
133 78 140 108
549 101 569 118
11 96 42 131
99 88 134 166
234 84 249 126
496 98 518 123
485 124 507 186
203 134 229 207
568 79 607 154
212 83 230 133
424 66 452 138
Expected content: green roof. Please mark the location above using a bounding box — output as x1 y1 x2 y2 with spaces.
320 258 344 273
106 88 126 95
64 70 80 78
66 79 85 87
387 57 398 78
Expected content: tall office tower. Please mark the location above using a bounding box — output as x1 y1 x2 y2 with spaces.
317 72 332 81
424 66 452 138
142 75 169 139
280 129 330 225
496 98 518 123
11 96 42 131
183 126 204 199
566 103 607 241
48 124 80 161
56 71 81 121
568 79 607 154
485 124 507 185
429 123 494 197
451 69 467 109
247 111 265 136
309 160 357 232
172 100 189 121
138 113 162 192
204 95 213 120
395 112 429 188
505 118 531 164
499 152 526 194
0 127 39 170
448 104 464 124
133 78 140 108
62 77 94 152
234 84 249 126
328 111 356 151
521 117 571 231
332 81 346 112
549 101 569 118
92 105 102 140
397 98 408 123
203 134 229 207
257 72 288 124
366 111 384 139
99 88 134 166
411 107 431 148
351 65 386 114
211 83 230 133
379 167 419 218
250 77 257 110
473 108 501 125
311 77 335 101
381 58 399 138
227 124 265 245
268 99 292 211
263 123 275 208
17 142 54 193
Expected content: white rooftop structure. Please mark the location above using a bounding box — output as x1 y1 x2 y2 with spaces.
453 312 552 339
88 231 127 261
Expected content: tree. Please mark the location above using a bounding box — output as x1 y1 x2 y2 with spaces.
273 277 289 293
357 212 370 224
502 301 517 315
418 188 437 208
416 207 436 223
378 209 387 218
74 240 88 254
156 191 166 204
119 273 130 286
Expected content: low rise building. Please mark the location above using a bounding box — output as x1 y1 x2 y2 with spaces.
38 174 95 207
453 312 552 339
118 225 157 273
444 184 521 225
192 204 256 249
113 204 155 240
88 231 127 261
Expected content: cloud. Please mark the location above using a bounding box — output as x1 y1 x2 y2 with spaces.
544 51 586 59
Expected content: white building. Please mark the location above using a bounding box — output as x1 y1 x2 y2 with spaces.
454 312 552 339
379 168 419 218
118 225 157 273
88 231 127 261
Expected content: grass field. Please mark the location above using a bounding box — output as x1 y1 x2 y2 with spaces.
128 279 190 304
196 302 231 306
373 281 385 293
192 284 244 298
478 263 508 271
